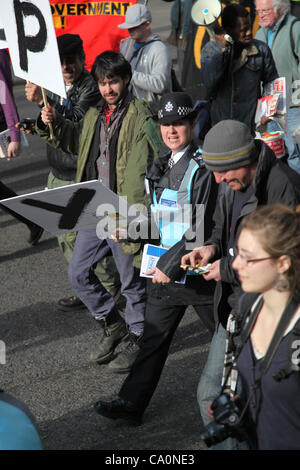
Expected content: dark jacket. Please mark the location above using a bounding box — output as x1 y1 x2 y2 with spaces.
206 140 300 327
145 142 218 305
200 39 278 133
47 68 100 181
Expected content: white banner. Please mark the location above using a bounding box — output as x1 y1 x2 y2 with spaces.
0 18 8 49
0 180 147 235
1 0 66 97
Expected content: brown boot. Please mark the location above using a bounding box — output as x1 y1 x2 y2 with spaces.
108 332 142 373
90 310 128 364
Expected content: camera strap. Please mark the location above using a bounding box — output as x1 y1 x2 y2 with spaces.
233 295 299 380
257 296 299 379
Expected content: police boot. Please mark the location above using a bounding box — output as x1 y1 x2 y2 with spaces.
90 309 128 364
94 395 143 425
108 332 142 373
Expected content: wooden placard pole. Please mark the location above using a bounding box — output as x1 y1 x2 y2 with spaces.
41 88 54 140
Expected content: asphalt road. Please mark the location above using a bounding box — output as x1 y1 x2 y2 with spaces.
0 0 212 454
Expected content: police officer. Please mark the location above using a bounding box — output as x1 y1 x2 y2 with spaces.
94 92 218 423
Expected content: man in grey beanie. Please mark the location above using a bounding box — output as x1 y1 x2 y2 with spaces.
182 119 300 450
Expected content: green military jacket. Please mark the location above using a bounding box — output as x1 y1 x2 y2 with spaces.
36 97 163 266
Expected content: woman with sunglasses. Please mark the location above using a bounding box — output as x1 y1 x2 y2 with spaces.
231 204 300 449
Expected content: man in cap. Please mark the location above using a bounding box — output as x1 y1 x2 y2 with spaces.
118 3 172 112
36 51 162 372
24 34 120 312
93 92 218 424
181 119 300 449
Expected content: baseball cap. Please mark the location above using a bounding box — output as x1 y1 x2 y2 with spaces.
118 4 152 29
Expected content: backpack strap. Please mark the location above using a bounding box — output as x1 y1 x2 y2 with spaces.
233 294 263 355
273 316 300 382
234 295 299 382
290 18 299 64
258 296 299 377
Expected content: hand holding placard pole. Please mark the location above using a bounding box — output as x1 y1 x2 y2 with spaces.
41 88 54 140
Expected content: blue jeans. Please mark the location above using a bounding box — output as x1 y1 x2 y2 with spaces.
68 229 146 335
268 107 300 174
197 323 249 450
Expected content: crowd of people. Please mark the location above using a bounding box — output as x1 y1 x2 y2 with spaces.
1 0 300 451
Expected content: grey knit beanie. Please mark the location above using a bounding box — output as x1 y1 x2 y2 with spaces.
202 120 258 172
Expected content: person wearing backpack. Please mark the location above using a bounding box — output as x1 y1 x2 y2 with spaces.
255 0 300 174
0 390 43 450
118 4 172 112
227 204 300 450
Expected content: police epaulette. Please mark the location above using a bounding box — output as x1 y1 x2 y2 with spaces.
192 150 205 168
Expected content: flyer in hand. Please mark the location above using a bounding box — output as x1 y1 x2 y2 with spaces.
264 77 287 115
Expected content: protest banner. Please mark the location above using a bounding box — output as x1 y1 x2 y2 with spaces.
1 0 66 99
50 0 137 71
0 180 147 236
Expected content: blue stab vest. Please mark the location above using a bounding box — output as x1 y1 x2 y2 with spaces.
151 158 199 249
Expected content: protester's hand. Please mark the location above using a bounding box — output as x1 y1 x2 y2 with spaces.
25 82 43 106
7 141 21 160
41 104 56 125
260 114 272 126
214 31 233 47
214 32 228 46
207 394 240 421
181 244 216 268
202 259 221 282
146 267 171 284
206 403 214 421
111 228 128 243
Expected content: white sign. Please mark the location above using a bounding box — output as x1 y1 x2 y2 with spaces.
0 18 8 49
1 0 66 98
0 181 147 236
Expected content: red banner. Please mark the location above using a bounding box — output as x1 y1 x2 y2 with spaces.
49 1 137 71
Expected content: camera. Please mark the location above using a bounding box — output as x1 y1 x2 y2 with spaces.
19 118 36 133
200 393 250 448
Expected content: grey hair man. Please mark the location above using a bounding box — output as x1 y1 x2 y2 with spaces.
255 0 300 174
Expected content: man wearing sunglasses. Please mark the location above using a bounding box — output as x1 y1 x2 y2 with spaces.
181 118 300 450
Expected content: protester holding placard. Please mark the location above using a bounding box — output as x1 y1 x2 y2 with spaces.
24 34 121 312
36 51 162 372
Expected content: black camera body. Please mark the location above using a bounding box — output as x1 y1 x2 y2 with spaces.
200 393 248 448
19 118 36 133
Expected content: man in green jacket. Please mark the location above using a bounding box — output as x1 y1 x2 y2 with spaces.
37 51 162 372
